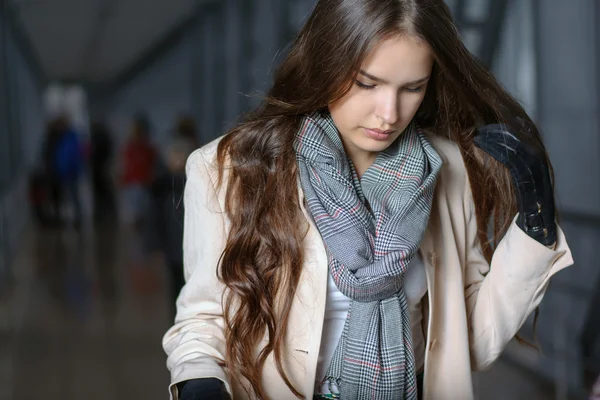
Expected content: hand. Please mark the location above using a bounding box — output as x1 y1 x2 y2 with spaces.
473 122 556 246
178 378 231 400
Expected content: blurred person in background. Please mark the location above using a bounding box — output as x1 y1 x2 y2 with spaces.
120 113 161 301
172 114 199 150
57 115 85 229
28 166 51 227
152 115 198 320
42 114 84 229
90 121 116 224
120 113 157 227
40 118 67 227
163 1 575 400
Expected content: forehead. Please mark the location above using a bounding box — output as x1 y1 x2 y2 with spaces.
360 35 433 83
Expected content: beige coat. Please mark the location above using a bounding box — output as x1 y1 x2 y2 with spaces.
163 133 574 400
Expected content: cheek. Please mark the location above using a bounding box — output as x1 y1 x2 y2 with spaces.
348 97 374 119
401 93 427 120
330 91 373 124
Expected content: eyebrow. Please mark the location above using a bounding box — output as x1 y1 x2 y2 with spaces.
358 70 431 86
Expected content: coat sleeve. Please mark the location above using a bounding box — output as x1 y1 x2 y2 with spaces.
462 174 575 371
162 149 232 399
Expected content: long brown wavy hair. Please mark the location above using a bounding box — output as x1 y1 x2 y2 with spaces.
214 0 552 397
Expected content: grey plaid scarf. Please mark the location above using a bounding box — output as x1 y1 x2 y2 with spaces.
294 111 442 400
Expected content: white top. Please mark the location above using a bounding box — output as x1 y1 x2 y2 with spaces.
314 251 428 394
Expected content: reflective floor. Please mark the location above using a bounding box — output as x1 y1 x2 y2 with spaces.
1 220 581 399
4 221 171 400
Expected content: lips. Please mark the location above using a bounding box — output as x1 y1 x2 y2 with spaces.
363 127 395 141
367 128 394 135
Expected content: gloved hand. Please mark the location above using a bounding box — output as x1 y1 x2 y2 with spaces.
178 378 231 400
473 122 556 246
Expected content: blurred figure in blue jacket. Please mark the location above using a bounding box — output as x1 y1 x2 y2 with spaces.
41 115 84 229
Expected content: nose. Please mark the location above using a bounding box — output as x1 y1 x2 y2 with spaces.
375 90 399 126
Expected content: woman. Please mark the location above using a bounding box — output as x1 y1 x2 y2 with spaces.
163 1 574 399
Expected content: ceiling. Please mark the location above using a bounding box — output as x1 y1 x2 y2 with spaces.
11 0 200 83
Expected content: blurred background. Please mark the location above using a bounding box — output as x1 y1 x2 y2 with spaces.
0 0 598 399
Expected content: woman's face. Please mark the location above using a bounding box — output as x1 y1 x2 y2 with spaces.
328 35 434 171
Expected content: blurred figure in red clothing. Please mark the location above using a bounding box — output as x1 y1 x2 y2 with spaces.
120 113 157 227
120 113 162 301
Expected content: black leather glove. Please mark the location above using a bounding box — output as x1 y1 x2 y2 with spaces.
473 122 556 246
178 378 231 400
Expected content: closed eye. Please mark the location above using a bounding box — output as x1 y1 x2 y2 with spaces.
355 80 376 90
356 80 426 93
405 86 425 93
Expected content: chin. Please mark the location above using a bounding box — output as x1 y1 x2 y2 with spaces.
358 138 394 153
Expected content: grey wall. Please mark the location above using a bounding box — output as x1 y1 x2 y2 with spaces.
0 8 45 288
106 34 194 150
538 0 599 215
493 0 537 117
96 0 295 147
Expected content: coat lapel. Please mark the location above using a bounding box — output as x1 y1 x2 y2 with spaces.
294 180 329 397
